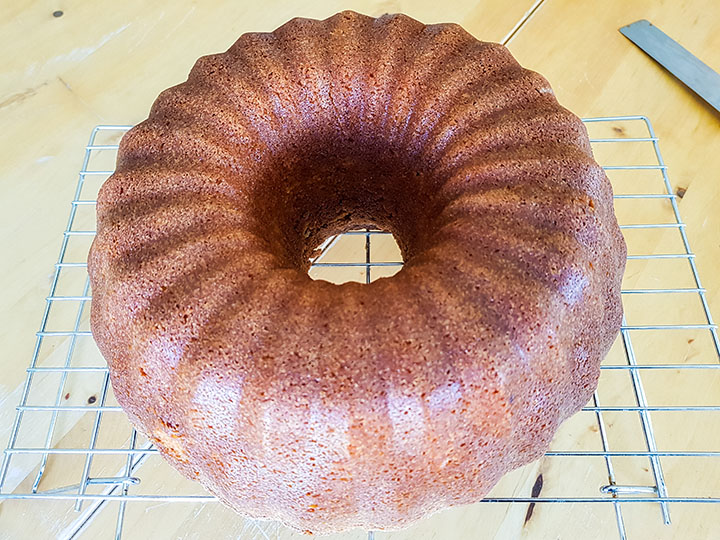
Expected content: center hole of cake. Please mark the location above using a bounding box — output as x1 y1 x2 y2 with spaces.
307 228 403 284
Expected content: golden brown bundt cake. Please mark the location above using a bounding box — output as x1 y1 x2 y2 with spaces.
88 10 626 534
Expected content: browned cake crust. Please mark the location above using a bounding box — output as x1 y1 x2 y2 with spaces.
88 10 626 534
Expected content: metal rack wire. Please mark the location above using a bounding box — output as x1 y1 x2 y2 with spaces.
1 116 718 539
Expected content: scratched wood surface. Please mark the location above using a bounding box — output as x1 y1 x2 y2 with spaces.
1 0 719 539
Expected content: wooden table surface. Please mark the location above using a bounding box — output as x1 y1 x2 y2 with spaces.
1 1 719 539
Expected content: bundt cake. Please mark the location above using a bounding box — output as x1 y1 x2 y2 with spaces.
88 10 626 534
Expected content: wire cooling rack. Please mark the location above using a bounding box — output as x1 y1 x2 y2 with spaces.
1 116 719 540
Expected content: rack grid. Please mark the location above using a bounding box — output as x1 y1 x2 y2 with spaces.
1 116 718 539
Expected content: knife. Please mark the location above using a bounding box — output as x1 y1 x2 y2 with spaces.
619 19 720 113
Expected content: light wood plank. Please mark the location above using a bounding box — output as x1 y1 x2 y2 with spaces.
1 0 719 538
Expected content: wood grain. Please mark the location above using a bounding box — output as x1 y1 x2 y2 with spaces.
1 0 718 539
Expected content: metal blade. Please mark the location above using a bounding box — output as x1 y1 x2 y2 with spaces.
620 19 720 113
